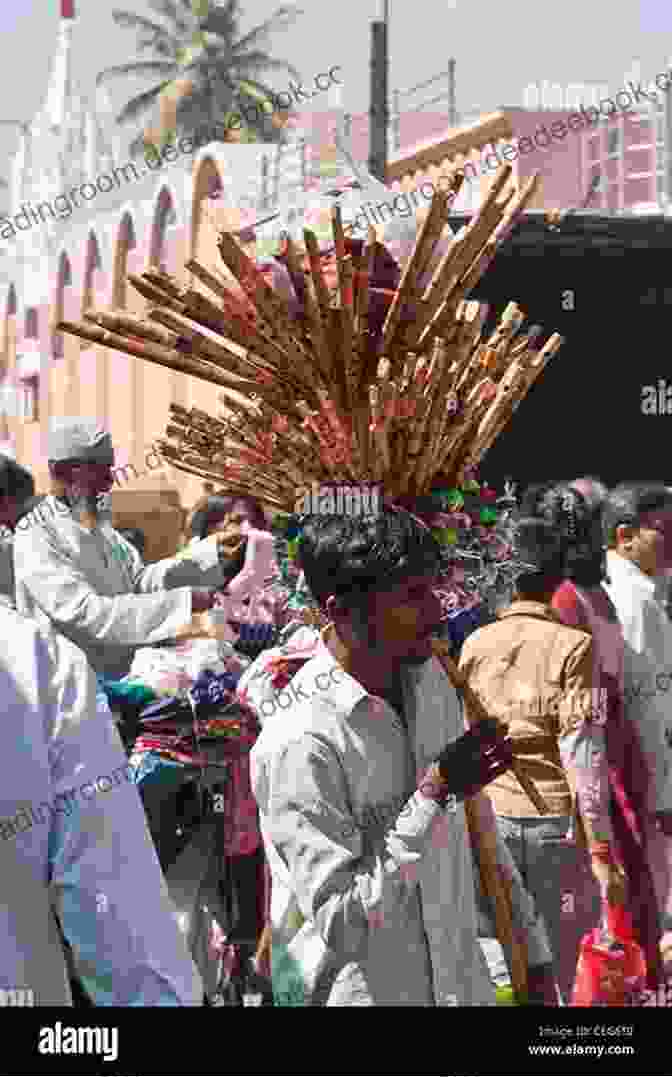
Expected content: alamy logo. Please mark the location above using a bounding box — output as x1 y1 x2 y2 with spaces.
642 381 672 415
294 482 381 516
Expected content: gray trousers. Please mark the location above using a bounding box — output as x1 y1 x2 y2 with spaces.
476 815 601 1003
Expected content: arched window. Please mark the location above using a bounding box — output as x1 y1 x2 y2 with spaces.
149 187 177 270
16 303 41 425
52 252 72 358
112 213 137 308
190 156 226 260
81 232 103 347
24 307 38 340
2 284 17 370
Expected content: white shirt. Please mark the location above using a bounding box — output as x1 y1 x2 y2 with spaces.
603 551 672 811
0 606 202 1004
13 498 226 678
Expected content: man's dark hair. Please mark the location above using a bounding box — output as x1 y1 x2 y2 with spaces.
519 482 606 588
513 516 567 600
298 508 441 608
603 483 672 547
520 481 559 516
0 455 34 504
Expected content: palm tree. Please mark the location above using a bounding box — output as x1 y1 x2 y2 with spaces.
97 0 303 155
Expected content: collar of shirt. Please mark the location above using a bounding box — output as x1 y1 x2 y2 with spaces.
292 626 372 716
496 600 563 623
606 550 657 597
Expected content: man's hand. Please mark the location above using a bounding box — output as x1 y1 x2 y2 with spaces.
210 516 247 558
655 811 672 837
435 718 514 801
191 588 217 614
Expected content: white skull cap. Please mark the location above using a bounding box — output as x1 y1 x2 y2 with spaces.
47 419 114 464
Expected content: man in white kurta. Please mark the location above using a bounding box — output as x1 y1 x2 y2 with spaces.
13 420 239 679
0 601 202 1004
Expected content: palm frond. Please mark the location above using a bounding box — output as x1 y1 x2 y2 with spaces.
115 81 174 125
232 6 303 54
144 0 194 34
97 60 178 87
111 12 180 59
111 9 178 38
232 54 300 81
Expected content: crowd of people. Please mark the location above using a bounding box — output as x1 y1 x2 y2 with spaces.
2 419 672 1007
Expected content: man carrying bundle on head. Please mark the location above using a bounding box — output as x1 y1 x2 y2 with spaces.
12 419 248 680
245 508 557 1006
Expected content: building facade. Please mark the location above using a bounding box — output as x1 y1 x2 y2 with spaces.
9 9 667 517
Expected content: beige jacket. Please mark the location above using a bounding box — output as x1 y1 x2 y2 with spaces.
459 601 596 819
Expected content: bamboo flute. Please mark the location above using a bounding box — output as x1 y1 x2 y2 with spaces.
58 319 285 401
467 337 565 466
184 258 252 310
217 232 296 334
369 383 391 478
84 310 180 351
142 269 184 301
436 390 493 475
353 227 377 474
127 274 180 308
217 235 324 391
332 205 357 411
284 235 332 383
414 339 453 492
381 186 452 362
147 307 303 397
411 186 514 348
415 200 515 349
303 229 333 325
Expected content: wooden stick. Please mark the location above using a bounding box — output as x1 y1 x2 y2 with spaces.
254 922 273 977
464 795 529 1003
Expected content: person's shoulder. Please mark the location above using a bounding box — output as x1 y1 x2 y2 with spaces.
13 496 68 541
0 607 90 697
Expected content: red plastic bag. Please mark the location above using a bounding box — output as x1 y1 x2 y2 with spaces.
571 904 647 1006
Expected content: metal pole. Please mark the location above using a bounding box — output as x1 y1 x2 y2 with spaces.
368 18 389 181
449 58 457 126
393 88 401 151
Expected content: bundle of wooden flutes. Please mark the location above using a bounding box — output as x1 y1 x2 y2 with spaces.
58 163 563 506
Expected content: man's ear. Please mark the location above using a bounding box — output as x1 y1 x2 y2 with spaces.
615 523 636 547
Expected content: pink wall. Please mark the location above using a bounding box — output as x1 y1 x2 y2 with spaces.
503 108 584 210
